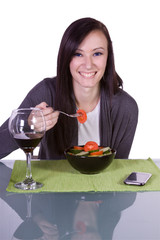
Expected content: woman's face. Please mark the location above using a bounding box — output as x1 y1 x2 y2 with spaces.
70 30 108 90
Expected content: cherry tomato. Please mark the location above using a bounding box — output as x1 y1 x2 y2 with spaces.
90 150 103 156
73 146 84 150
84 141 99 152
77 109 87 124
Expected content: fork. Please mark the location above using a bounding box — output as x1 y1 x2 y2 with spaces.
58 111 81 118
46 106 81 118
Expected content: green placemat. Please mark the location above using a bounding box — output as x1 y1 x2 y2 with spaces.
6 158 160 193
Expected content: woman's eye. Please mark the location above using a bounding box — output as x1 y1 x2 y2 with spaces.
74 52 82 57
94 52 103 56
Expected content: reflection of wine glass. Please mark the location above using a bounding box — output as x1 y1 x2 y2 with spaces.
12 194 43 240
9 108 46 190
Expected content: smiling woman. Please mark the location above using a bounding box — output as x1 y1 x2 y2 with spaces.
0 17 138 160
70 30 108 112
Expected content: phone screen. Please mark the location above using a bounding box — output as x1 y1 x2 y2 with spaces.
124 172 152 185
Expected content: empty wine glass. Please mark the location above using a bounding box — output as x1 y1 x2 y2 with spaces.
8 108 46 190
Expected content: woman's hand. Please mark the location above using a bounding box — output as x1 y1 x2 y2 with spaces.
35 102 59 131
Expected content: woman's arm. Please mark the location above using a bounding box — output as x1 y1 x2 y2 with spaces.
111 90 139 159
0 78 57 159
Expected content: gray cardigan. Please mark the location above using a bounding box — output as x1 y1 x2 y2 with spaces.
0 77 138 159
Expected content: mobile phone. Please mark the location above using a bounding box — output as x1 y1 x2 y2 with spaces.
124 172 152 186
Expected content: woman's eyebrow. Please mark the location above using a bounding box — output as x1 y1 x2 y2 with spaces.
75 48 83 52
76 47 105 52
93 47 105 50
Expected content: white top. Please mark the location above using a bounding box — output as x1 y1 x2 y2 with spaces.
78 100 100 146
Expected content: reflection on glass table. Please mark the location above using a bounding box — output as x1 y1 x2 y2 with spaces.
0 160 136 240
12 194 43 240
7 192 136 240
1 160 160 240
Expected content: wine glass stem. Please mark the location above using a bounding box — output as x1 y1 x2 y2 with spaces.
26 152 33 179
26 194 32 218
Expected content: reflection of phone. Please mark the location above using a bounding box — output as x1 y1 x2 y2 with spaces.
124 172 152 186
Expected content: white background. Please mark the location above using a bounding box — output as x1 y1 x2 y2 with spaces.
0 0 160 160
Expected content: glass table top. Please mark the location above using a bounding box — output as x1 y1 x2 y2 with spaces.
1 160 160 240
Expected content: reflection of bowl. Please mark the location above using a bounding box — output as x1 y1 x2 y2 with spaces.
65 147 116 174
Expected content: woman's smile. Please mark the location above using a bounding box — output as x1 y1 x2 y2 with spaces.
79 71 97 79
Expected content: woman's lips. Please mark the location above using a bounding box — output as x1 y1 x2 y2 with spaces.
79 72 96 78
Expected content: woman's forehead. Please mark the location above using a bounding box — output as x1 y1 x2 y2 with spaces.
77 30 108 51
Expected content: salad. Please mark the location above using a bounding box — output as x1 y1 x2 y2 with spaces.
67 141 112 157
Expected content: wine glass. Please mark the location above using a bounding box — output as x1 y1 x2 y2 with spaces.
8 108 46 190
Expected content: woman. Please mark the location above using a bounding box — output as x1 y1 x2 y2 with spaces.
0 17 138 159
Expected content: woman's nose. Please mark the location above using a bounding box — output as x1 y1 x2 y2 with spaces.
84 56 93 69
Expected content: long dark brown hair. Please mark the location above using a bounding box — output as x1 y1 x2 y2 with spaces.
54 17 123 151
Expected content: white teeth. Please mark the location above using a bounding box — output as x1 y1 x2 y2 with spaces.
80 72 95 77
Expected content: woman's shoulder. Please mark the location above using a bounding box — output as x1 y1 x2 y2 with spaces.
112 88 138 115
26 77 56 97
31 77 56 91
24 77 57 107
114 88 137 105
